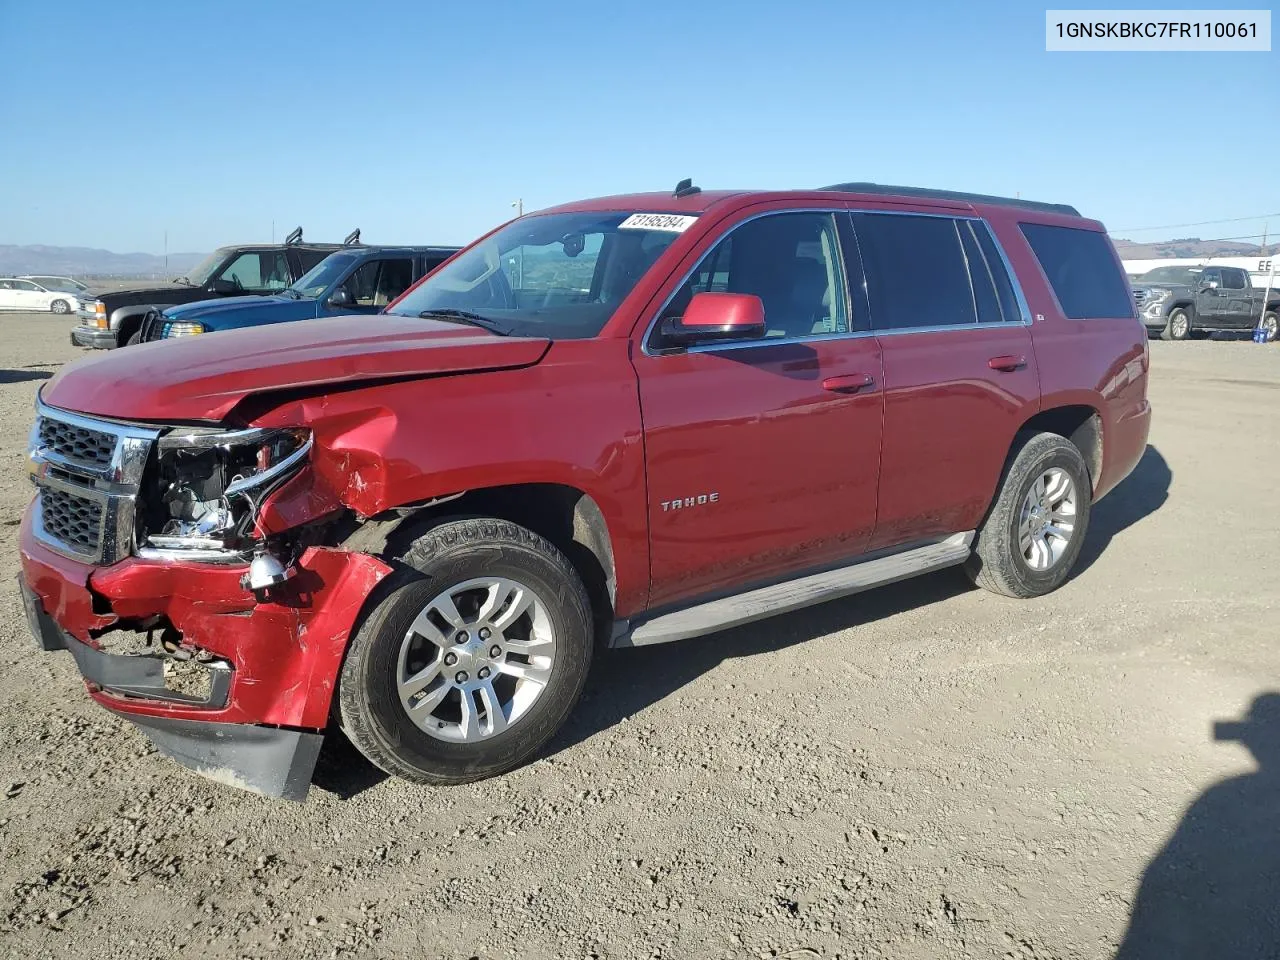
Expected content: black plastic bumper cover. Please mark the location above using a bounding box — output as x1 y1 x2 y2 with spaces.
19 577 322 801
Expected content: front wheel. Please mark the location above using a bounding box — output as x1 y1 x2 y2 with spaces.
1161 308 1192 341
50 299 70 314
338 518 593 785
965 432 1092 599
1259 311 1279 343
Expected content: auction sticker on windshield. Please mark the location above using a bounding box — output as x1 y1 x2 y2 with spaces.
618 213 699 232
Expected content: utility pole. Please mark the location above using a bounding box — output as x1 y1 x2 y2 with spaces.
164 229 168 275
512 199 523 217
271 219 275 243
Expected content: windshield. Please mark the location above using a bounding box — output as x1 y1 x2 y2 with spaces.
1139 265 1203 285
386 211 690 338
178 249 230 286
289 251 358 298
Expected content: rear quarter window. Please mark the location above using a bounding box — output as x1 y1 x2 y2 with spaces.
1019 223 1134 319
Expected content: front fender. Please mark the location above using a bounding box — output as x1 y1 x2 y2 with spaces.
110 303 172 332
247 339 652 616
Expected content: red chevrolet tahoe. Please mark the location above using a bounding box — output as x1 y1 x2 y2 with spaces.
20 182 1151 800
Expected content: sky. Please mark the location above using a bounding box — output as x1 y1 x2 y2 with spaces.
1 0 1276 254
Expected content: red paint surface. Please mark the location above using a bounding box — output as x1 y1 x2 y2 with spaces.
23 186 1150 744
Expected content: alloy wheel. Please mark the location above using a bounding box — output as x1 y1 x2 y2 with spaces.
396 577 556 743
1018 468 1078 571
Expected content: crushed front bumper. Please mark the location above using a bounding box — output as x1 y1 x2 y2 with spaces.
19 505 392 800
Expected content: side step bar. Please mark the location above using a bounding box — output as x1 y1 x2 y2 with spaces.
615 532 974 648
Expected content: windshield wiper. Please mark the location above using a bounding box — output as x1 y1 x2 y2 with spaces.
415 309 511 336
278 289 303 300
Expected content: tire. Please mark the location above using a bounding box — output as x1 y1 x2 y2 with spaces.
965 432 1092 599
338 517 593 785
50 299 70 315
124 331 141 346
1160 307 1192 341
1260 311 1279 343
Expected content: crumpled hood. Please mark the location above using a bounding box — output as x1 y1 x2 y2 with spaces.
41 314 551 422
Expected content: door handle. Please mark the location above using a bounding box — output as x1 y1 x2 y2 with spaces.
987 355 1027 372
822 373 875 393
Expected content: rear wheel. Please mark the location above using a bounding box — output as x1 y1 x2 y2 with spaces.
49 299 70 315
338 518 593 785
1260 311 1279 343
965 432 1092 599
1161 308 1191 341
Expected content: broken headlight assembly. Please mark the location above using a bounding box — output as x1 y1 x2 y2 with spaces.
137 427 311 559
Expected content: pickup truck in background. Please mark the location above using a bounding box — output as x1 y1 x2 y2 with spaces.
136 245 460 342
71 228 361 349
1132 263 1280 341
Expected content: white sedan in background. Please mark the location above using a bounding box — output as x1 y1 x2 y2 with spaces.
0 277 88 314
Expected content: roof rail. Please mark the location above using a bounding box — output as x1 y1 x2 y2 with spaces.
284 226 303 245
820 182 1080 217
343 228 361 246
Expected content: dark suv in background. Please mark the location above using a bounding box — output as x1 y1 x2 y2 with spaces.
137 245 460 342
71 228 360 349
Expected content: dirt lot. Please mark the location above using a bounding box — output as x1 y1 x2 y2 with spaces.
0 313 1276 960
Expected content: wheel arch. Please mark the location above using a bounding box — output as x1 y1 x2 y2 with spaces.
357 483 619 646
1014 404 1103 492
110 305 160 345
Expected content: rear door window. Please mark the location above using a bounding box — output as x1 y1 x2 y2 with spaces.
1222 268 1247 289
1018 223 1134 319
853 213 977 329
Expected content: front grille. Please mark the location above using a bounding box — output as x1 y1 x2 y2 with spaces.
139 310 166 342
39 486 103 557
30 402 158 565
1132 290 1147 307
38 417 115 469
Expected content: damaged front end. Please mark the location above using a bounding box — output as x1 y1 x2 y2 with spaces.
22 395 392 801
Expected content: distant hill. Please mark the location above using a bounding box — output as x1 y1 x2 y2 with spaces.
0 244 206 279
1112 237 1267 259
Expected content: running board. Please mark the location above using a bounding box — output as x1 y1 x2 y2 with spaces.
616 532 974 648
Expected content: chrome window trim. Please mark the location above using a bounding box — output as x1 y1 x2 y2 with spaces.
639 207 1036 357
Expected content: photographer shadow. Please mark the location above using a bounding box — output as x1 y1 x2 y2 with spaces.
1115 693 1280 958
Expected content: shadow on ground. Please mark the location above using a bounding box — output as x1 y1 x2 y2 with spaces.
315 443 1172 796
553 568 971 757
1075 444 1171 575
1115 693 1280 958
0 369 53 384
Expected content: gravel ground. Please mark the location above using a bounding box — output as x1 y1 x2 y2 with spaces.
1 313 1276 959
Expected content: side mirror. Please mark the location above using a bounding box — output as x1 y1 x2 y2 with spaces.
209 278 238 295
327 287 352 308
660 292 766 347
